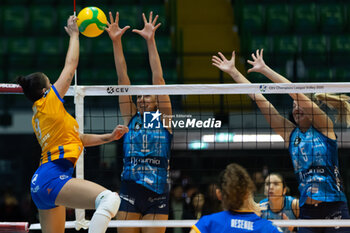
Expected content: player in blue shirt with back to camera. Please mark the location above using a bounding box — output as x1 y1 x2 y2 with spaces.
190 163 282 233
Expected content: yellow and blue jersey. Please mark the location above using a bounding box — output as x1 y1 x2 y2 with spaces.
32 85 83 166
192 210 281 233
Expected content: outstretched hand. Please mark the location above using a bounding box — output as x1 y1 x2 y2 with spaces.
212 51 237 74
111 125 129 140
247 49 266 73
65 15 79 36
132 12 161 41
105 12 130 41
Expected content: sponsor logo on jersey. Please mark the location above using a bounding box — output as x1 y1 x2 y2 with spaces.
31 185 40 193
31 174 38 185
120 194 135 205
294 136 301 146
131 156 161 165
59 175 69 180
134 122 142 131
47 188 52 194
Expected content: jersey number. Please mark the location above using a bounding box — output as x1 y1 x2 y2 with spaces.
34 118 42 139
141 134 150 153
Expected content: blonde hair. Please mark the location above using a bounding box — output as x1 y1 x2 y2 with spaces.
313 93 350 127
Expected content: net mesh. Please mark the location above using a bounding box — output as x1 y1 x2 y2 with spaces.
1 83 350 230
78 84 350 230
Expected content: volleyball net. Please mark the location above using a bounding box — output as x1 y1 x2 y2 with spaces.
1 83 350 231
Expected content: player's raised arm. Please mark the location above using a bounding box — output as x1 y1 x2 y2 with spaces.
133 12 163 83
212 51 295 141
54 15 79 98
247 49 335 139
133 12 172 126
106 12 136 125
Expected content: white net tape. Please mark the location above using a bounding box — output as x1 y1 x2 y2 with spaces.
2 83 350 95
3 220 350 231
63 83 350 96
27 219 350 229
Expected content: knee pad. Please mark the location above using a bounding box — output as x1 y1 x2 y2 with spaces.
95 190 120 219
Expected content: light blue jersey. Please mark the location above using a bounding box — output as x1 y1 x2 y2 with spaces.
122 112 172 194
260 196 296 233
192 211 281 233
289 126 347 206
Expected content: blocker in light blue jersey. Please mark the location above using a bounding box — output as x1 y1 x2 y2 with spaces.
122 112 172 194
260 196 296 233
289 126 347 206
192 210 281 233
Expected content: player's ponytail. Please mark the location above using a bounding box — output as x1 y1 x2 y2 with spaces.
16 72 48 103
314 93 350 127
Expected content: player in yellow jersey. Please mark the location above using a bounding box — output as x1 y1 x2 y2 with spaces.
16 15 128 233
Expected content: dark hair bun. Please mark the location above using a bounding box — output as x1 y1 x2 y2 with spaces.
16 75 27 88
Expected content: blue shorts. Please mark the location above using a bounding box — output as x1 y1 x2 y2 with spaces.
299 201 350 233
30 159 74 210
119 180 169 215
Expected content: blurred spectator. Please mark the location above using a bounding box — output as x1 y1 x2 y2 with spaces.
167 184 186 233
183 184 199 206
204 183 222 214
252 171 266 202
19 192 37 223
183 192 210 220
0 188 22 221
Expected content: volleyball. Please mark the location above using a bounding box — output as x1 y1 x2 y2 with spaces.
77 6 107 38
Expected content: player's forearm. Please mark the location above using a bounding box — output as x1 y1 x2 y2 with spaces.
64 34 79 71
261 66 310 100
80 133 113 147
228 69 268 103
112 40 130 85
260 65 291 84
55 34 79 96
228 69 250 84
228 69 256 99
147 39 164 84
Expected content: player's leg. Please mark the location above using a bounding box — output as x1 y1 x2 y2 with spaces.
55 178 106 208
324 202 350 233
117 211 142 233
38 206 66 233
142 213 168 233
299 201 350 233
141 185 169 233
56 178 120 233
30 160 75 233
116 181 145 233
